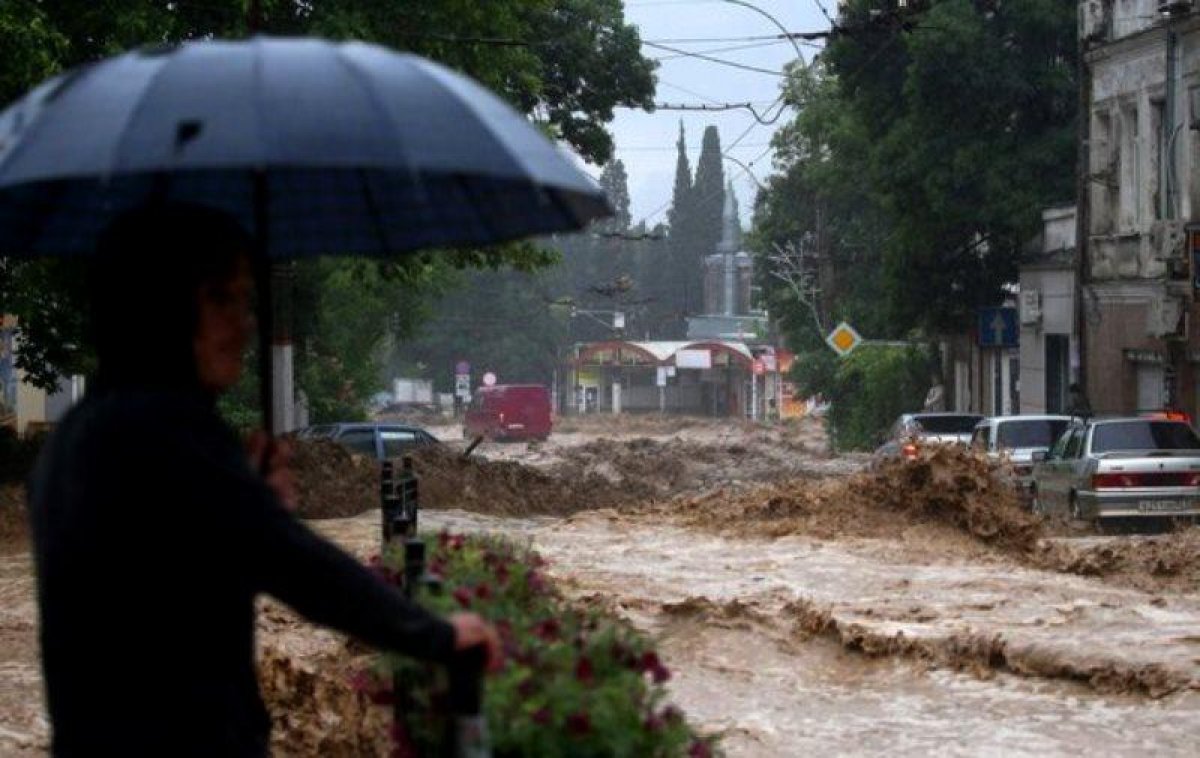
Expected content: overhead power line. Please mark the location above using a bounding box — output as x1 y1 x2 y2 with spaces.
652 39 792 60
649 101 789 124
642 41 790 77
644 33 827 44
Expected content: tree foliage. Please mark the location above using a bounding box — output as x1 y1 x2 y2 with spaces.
752 0 1076 444
0 0 656 420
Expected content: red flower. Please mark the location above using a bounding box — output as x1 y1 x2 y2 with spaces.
644 713 665 732
532 618 560 641
566 711 591 736
531 554 549 568
449 535 466 551
474 583 492 601
437 531 451 548
639 650 671 680
532 707 552 725
574 656 595 684
369 689 396 705
661 706 684 724
453 586 472 608
688 740 711 758
639 651 661 672
494 562 511 585
517 677 537 698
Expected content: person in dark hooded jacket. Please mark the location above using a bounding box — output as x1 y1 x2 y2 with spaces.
28 204 500 757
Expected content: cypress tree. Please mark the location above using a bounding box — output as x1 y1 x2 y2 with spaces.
692 125 726 264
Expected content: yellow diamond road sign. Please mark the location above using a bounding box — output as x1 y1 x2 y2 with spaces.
826 322 862 357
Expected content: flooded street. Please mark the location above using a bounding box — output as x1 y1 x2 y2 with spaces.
419 508 1200 756
3 417 1200 755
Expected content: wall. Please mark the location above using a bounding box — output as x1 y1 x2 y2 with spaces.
1019 265 1076 414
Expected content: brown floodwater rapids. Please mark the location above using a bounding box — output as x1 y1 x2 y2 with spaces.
3 498 1198 756
409 509 1200 757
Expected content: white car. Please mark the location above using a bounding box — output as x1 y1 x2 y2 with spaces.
970 415 1077 492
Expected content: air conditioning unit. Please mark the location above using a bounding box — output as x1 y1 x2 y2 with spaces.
1150 220 1187 263
1020 289 1042 325
1148 294 1188 339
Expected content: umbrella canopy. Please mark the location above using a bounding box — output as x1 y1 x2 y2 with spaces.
0 36 610 257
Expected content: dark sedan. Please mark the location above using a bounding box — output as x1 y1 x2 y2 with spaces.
295 423 439 460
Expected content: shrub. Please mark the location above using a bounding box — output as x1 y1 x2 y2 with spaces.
362 533 717 757
825 344 933 451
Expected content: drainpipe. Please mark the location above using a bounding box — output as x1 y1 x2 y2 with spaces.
1166 27 1179 221
1075 15 1093 399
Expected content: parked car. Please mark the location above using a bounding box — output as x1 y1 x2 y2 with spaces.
970 415 1076 490
874 412 984 461
1030 417 1200 524
464 384 552 442
295 422 439 460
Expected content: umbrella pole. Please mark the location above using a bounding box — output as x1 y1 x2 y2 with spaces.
255 253 275 435
253 171 276 435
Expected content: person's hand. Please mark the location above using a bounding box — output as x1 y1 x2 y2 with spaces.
450 613 504 673
247 431 299 512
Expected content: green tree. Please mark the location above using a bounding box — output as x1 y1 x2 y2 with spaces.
824 0 1076 330
597 159 631 234
691 125 725 266
752 0 1076 445
0 0 657 419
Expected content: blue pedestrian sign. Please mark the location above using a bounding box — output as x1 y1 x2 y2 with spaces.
978 307 1018 348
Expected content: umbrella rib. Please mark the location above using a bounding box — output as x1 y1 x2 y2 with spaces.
107 55 175 180
357 168 390 255
331 45 417 179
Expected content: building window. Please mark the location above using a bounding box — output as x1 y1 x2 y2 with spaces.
1093 111 1116 234
1136 362 1165 412
1151 98 1165 220
1045 335 1069 413
1119 103 1139 231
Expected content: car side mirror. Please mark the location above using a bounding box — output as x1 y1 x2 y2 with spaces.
1032 451 1048 463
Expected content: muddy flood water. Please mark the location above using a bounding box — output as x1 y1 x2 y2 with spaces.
417 509 1200 757
2 416 1199 756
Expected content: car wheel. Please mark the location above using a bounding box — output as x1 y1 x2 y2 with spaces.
1069 493 1084 522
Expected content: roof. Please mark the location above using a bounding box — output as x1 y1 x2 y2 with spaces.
628 341 692 362
575 339 759 368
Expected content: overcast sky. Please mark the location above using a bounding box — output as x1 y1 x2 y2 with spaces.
601 0 832 228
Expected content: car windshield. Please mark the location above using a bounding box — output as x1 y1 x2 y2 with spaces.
913 416 981 434
997 419 1071 449
1091 421 1200 453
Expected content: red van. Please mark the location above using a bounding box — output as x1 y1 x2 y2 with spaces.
463 384 552 441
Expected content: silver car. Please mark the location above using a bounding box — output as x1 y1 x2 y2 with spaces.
970 415 1076 491
1030 418 1200 523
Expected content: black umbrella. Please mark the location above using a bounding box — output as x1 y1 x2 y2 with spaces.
0 37 611 429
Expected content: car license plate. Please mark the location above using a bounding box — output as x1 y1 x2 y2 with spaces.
1137 500 1193 513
